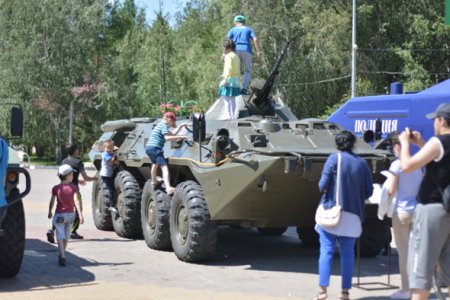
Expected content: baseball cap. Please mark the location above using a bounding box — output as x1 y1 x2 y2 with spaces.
164 111 177 122
58 164 75 176
426 103 450 120
234 15 245 23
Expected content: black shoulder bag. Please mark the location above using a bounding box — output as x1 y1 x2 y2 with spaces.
432 172 450 213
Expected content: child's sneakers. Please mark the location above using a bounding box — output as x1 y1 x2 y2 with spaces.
46 230 55 244
108 207 120 220
70 232 84 239
108 207 118 214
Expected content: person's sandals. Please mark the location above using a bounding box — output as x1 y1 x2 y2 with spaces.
340 290 350 300
70 232 84 239
46 230 55 244
151 181 162 189
58 255 66 267
166 187 176 196
311 291 327 300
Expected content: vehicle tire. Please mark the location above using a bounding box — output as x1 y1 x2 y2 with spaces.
141 182 171 250
112 170 142 238
359 217 391 258
92 176 113 231
296 226 319 247
0 190 25 278
257 227 287 236
170 181 217 262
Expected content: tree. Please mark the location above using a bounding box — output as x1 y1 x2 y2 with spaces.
0 0 104 160
1 0 449 161
96 0 147 120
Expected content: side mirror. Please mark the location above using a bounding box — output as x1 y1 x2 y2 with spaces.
10 106 23 137
362 130 374 144
192 113 205 143
375 118 382 140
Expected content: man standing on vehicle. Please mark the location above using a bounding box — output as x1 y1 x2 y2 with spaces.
226 15 260 95
399 103 450 300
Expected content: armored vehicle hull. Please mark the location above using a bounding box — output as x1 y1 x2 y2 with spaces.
89 43 392 262
89 108 391 262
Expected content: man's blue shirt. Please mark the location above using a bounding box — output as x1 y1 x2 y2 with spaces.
227 26 255 53
0 138 9 207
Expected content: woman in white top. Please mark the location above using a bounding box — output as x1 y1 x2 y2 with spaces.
386 134 423 299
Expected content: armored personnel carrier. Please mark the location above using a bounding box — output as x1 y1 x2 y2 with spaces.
89 44 392 262
0 105 31 277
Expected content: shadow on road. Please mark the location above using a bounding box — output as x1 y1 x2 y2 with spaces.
0 238 132 293
207 226 312 273
205 226 398 278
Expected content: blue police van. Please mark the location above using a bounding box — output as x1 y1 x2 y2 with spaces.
328 80 450 146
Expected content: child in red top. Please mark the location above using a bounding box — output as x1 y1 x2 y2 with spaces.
48 164 83 266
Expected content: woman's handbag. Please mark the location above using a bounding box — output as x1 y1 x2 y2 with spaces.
315 152 342 228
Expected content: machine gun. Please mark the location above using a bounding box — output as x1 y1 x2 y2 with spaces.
246 42 289 116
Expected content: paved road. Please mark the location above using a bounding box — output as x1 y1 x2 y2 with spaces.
0 168 421 300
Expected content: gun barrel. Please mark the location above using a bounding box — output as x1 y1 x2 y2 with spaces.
253 42 289 106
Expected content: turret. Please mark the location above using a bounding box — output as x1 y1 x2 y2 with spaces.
245 42 289 116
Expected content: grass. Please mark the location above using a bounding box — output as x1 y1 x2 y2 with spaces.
28 156 57 166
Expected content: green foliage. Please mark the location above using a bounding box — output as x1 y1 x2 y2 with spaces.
1 0 449 160
0 0 104 161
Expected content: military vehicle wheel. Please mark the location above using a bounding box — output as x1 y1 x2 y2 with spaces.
112 170 143 238
359 218 390 257
0 190 25 278
141 182 171 250
92 176 113 231
297 226 319 247
256 227 287 236
170 181 217 262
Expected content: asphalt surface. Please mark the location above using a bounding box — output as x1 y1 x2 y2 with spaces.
0 168 446 300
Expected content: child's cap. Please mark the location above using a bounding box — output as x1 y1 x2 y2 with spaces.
164 111 177 122
234 15 245 23
58 164 75 176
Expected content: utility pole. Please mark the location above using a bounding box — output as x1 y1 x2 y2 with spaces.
351 0 357 98
68 100 74 143
159 0 167 101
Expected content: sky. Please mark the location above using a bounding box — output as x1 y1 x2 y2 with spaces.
135 0 189 25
